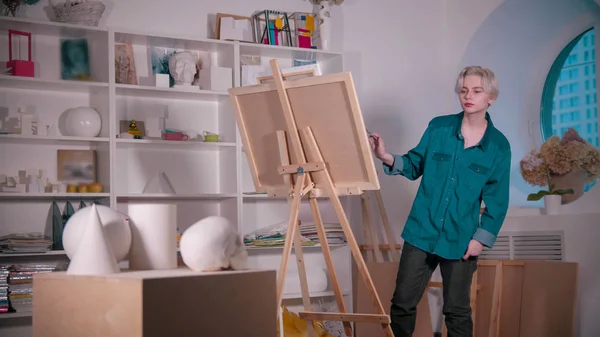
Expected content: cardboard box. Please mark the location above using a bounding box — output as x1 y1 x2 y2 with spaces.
33 268 278 337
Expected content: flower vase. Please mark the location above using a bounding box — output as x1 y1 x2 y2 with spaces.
549 168 587 204
544 195 562 215
316 1 331 50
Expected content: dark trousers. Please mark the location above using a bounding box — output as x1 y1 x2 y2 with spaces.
390 242 478 337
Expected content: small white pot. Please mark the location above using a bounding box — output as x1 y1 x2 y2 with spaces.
544 195 562 215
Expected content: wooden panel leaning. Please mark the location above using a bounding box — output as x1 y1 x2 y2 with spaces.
32 269 278 337
473 260 578 337
228 59 392 336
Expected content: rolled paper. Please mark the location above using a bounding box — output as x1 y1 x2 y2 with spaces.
128 203 178 270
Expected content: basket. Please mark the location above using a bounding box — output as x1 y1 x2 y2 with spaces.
50 0 105 27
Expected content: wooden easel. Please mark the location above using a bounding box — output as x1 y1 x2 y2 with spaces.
229 60 393 337
359 190 401 262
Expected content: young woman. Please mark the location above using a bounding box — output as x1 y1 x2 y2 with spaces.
369 66 511 337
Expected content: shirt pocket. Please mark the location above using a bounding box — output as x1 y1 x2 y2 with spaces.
463 162 491 198
431 151 453 178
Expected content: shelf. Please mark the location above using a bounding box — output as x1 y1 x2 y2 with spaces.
0 75 109 93
0 311 32 319
245 243 347 251
0 134 109 145
114 28 233 53
0 193 109 200
282 289 350 300
243 193 284 199
115 84 229 101
115 138 235 149
117 193 237 201
242 193 350 200
0 16 107 37
0 250 66 258
238 41 342 61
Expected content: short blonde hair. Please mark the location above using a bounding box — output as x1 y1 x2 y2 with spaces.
455 66 499 100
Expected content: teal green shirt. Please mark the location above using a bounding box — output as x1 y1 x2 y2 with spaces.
383 112 511 260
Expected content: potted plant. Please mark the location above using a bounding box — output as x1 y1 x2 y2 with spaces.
520 128 600 213
2 0 39 17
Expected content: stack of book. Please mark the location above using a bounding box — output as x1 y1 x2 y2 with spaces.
0 266 8 314
5 262 66 313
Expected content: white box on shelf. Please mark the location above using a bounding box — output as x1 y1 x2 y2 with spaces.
198 66 232 91
155 74 170 88
220 17 253 42
27 183 40 193
145 117 163 138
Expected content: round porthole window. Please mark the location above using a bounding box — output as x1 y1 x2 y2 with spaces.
539 27 599 203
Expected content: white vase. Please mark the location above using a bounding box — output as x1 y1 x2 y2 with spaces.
544 195 562 215
317 1 331 50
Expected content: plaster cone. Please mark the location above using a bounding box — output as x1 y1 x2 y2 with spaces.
142 171 176 194
67 204 120 275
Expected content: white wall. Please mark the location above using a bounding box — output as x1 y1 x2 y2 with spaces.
13 0 600 335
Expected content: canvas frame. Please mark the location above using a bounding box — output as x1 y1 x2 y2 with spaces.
229 71 380 196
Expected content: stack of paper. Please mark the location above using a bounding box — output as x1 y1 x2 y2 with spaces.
299 223 347 245
0 233 52 254
243 222 315 247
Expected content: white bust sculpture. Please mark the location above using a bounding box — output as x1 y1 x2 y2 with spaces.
168 51 197 90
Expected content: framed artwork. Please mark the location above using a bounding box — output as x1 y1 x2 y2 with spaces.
115 43 137 85
57 150 96 183
60 38 91 81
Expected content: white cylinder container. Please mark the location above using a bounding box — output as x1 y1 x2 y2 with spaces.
127 203 178 270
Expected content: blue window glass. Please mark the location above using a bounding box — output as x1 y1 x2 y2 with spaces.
540 28 598 193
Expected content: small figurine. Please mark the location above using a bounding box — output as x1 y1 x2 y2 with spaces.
128 120 142 139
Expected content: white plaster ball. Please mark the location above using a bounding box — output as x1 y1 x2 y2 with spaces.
180 216 248 272
62 204 131 262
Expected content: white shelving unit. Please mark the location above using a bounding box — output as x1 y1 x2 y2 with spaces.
0 16 356 334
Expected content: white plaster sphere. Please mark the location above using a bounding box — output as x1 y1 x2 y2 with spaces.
61 106 102 137
180 216 248 272
62 204 131 262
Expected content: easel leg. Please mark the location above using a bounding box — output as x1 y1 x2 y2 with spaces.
361 193 384 263
276 130 315 337
276 173 307 309
293 221 316 337
309 196 353 336
299 127 394 337
373 189 400 261
361 196 375 263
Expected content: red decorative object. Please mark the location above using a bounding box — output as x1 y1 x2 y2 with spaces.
297 28 312 48
6 29 35 77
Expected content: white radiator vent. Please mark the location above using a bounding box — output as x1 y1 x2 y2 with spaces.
480 235 510 260
480 230 564 261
